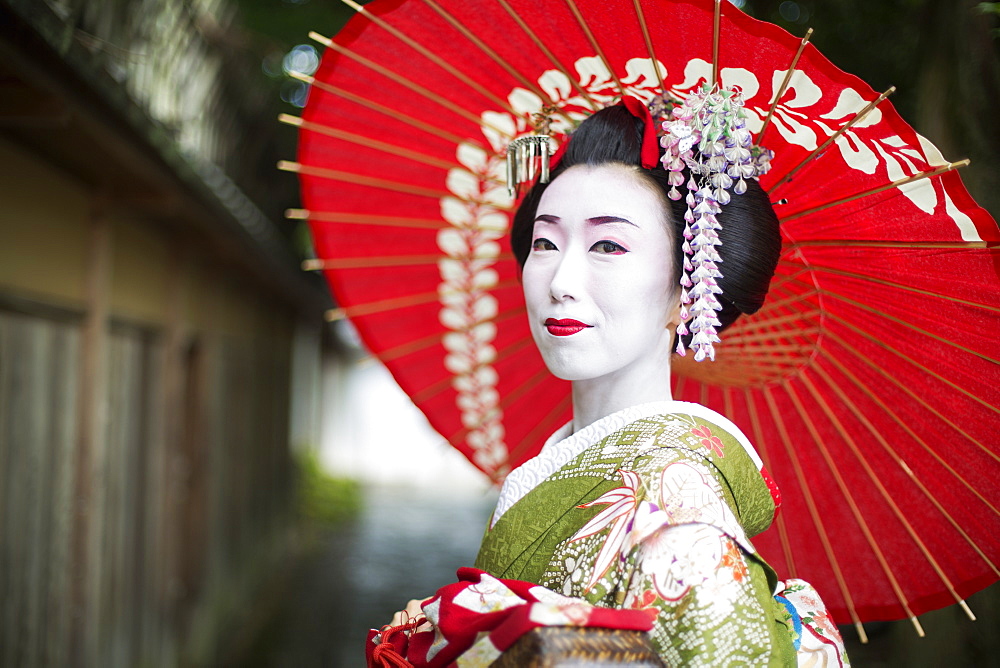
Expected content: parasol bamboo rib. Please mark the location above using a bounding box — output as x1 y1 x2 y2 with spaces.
450 361 552 445
807 265 1000 314
733 280 823 376
412 324 535 407
726 342 818 355
732 283 821 353
448 342 543 441
750 290 821 321
419 0 575 123
278 161 451 199
778 160 970 222
751 281 820 352
728 310 822 336
772 259 824 285
822 324 1000 465
490 333 540 374
756 28 813 148
817 286 1000 365
732 308 822 332
324 277 522 322
772 266 984 366
286 210 463 232
380 305 528 363
725 327 821 346
302 252 514 270
720 387 736 431
410 372 456 406
290 72 477 146
673 373 687 399
494 0 599 110
282 114 458 170
827 332 1000 474
725 331 818 351
788 239 995 250
768 86 896 194
379 330 444 363
302 209 509 233
809 360 979 622
774 271 1000 417
743 388 796 578
711 0 721 86
505 394 573 467
340 0 524 117
725 342 816 366
746 286 824 344
801 369 1000 582
631 0 665 92
818 343 1000 519
780 376 868 635
309 32 514 138
496 361 557 412
563 0 624 95
767 262 815 287
764 386 866 634
717 350 808 366
821 310 1000 420
789 374 915 638
776 256 813 269
757 275 823 312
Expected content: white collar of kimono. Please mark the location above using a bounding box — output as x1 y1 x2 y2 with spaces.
492 400 764 527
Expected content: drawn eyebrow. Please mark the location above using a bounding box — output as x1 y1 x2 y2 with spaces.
533 214 638 227
587 216 638 227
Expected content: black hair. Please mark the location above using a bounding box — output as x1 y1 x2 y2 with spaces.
510 103 781 339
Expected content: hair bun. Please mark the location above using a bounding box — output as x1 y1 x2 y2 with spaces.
672 177 781 321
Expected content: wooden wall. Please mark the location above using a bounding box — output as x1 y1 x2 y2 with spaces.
0 136 300 667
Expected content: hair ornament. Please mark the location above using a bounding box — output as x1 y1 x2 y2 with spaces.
506 135 552 196
506 105 563 196
662 83 774 361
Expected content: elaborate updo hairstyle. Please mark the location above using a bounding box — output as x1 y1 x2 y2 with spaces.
510 103 782 340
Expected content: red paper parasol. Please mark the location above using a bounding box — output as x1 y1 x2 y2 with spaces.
282 0 1000 636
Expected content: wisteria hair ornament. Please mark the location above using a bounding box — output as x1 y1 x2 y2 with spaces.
662 83 774 362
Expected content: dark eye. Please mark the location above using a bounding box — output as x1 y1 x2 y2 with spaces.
532 238 557 251
591 240 627 255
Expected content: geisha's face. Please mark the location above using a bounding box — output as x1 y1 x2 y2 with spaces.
523 163 679 383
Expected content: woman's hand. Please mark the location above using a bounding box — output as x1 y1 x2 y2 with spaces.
388 596 433 630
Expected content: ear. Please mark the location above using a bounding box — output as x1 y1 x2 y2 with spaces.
665 293 683 329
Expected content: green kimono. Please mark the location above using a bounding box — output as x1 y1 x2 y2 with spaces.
475 401 798 666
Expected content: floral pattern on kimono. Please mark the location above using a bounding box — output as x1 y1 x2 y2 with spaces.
476 405 850 667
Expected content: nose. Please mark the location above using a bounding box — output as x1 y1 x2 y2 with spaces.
548 248 582 303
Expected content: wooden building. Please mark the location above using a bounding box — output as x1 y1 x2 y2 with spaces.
0 0 330 665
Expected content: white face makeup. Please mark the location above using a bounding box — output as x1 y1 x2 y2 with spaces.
522 163 679 385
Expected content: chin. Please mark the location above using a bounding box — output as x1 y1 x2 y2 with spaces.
538 353 608 383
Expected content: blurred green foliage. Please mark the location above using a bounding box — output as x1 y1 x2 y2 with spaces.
236 0 357 52
296 449 362 526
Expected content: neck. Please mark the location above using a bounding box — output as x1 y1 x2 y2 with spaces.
569 340 675 434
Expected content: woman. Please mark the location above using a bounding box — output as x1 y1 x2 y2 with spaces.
388 99 849 666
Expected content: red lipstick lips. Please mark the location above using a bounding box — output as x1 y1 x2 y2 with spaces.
544 318 591 337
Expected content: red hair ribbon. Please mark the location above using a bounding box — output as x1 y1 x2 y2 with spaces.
620 95 660 169
550 96 660 174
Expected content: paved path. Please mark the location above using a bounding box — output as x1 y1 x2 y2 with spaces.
242 484 496 667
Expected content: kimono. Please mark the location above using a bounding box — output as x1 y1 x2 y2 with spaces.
475 401 849 667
